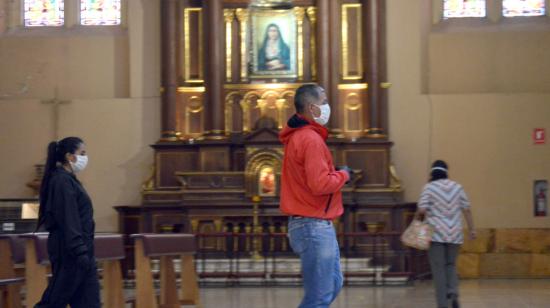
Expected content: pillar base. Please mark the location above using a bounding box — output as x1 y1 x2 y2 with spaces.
160 130 182 142
365 128 387 139
329 128 345 139
204 130 227 140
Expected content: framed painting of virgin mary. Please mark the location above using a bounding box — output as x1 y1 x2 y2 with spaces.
250 9 297 79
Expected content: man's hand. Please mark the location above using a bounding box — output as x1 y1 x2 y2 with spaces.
336 166 353 183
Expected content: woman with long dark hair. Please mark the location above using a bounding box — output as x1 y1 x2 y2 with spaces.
415 160 476 308
258 23 291 71
34 137 99 308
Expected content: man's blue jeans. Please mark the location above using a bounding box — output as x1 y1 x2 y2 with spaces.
288 216 343 308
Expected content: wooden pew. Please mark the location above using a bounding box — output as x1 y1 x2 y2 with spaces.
0 235 25 308
20 233 49 308
131 234 200 308
94 234 126 308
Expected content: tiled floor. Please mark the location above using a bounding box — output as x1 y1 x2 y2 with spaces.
198 279 550 308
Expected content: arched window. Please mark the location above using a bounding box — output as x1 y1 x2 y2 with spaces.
443 0 487 18
24 0 64 27
503 0 546 17
80 0 121 26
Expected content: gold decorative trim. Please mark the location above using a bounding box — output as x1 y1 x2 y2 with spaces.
338 83 368 90
184 8 204 83
224 83 308 90
185 96 204 135
224 9 235 82
225 91 241 134
389 164 402 191
235 9 249 82
380 82 392 89
294 7 306 81
343 92 362 133
177 87 205 93
141 164 156 191
306 7 317 80
341 4 363 81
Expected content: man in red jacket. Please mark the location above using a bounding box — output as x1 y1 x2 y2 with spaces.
279 84 351 308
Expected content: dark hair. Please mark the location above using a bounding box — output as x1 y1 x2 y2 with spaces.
262 23 286 46
36 137 84 231
430 160 448 182
294 84 320 113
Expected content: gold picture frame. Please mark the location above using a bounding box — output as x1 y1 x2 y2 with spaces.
250 8 297 79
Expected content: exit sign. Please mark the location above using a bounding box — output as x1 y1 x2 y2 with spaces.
534 128 545 145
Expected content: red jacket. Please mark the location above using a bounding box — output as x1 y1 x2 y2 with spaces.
279 114 349 219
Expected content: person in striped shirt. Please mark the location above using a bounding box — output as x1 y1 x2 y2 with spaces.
415 160 476 308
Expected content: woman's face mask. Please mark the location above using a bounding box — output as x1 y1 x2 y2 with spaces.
70 154 88 173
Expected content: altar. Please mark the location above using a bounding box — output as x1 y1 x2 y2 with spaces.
114 0 425 281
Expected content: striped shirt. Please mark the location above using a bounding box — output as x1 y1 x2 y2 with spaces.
418 179 470 244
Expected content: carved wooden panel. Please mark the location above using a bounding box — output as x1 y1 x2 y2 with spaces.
156 151 199 188
338 86 368 136
177 90 204 137
200 147 230 171
343 148 388 187
183 7 203 83
341 3 363 80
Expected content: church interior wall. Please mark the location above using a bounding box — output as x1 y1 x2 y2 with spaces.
0 0 548 231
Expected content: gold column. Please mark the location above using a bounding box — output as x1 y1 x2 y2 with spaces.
306 7 317 80
214 219 224 251
245 225 252 252
190 219 200 248
294 7 306 81
224 10 235 82
235 9 249 82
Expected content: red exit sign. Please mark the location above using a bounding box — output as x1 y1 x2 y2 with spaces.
534 128 545 145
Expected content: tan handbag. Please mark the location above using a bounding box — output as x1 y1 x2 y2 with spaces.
400 219 433 250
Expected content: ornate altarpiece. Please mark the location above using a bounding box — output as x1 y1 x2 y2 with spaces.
115 0 415 265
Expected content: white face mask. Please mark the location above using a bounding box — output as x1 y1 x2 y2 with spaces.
312 104 331 126
70 155 88 173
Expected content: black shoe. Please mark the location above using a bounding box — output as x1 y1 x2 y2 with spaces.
450 296 459 308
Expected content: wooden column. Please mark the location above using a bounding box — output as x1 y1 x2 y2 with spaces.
328 0 344 138
160 0 180 141
204 0 226 139
316 0 330 92
364 0 387 137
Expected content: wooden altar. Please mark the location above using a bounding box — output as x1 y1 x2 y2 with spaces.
115 0 416 270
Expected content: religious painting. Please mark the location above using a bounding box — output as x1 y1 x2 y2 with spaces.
258 166 276 196
250 9 297 79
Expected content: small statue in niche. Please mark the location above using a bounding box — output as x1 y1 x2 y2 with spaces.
259 166 276 196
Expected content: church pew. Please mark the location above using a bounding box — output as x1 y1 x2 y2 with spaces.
20 233 49 308
94 234 126 308
0 235 25 308
21 233 130 308
131 233 200 308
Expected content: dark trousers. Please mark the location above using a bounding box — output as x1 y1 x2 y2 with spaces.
428 242 460 308
34 259 100 308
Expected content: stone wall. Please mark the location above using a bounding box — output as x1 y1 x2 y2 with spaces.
457 229 550 278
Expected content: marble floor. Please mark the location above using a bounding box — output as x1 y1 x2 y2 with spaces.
197 279 550 308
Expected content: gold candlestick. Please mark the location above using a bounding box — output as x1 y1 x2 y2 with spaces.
251 195 262 260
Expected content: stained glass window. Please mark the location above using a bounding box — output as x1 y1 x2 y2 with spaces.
80 0 121 26
503 0 546 17
24 0 64 27
443 0 486 18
